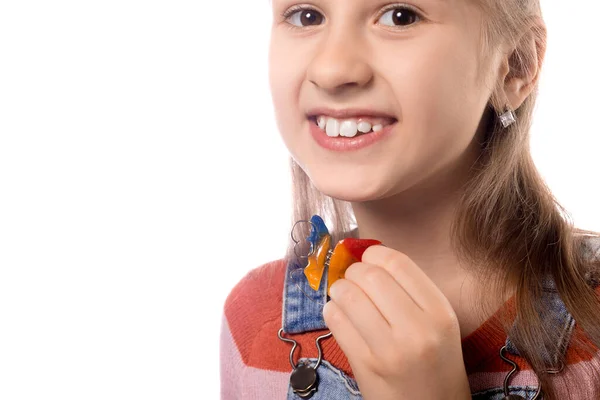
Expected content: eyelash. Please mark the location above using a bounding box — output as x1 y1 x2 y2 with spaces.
280 3 423 31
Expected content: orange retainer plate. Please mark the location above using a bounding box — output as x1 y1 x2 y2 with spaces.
303 236 381 296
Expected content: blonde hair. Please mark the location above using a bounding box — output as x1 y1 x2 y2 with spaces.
282 1 600 398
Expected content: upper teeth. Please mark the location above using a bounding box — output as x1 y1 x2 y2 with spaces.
317 116 386 137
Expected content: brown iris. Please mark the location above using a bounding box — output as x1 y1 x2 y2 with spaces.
391 9 418 26
299 10 324 26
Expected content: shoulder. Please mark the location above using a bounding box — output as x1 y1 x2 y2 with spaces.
563 235 600 365
578 234 600 264
222 258 289 359
224 258 288 320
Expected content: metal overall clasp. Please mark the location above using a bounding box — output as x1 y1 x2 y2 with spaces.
499 345 564 399
278 328 333 399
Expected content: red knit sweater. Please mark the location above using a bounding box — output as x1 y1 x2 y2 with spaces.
220 259 600 399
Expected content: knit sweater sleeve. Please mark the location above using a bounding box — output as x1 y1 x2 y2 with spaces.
220 312 244 400
219 259 289 399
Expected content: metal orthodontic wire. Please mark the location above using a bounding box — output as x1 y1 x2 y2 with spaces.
290 219 333 306
291 219 318 260
281 219 333 384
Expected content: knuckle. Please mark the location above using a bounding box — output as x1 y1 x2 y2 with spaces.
363 352 382 374
437 310 460 334
378 352 408 376
387 260 405 277
333 280 356 304
362 246 411 274
382 250 402 265
344 262 365 280
386 252 410 272
414 334 442 359
363 265 384 285
323 302 341 325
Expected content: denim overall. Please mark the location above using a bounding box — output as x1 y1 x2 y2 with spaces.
279 236 600 400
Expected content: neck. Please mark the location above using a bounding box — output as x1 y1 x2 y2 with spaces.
352 179 467 293
349 139 493 338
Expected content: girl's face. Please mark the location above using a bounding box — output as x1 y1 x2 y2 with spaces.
269 0 503 202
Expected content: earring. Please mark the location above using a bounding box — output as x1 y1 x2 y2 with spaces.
498 106 517 128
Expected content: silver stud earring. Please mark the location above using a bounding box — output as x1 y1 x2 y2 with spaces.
498 106 517 128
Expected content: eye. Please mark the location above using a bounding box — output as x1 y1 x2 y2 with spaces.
283 6 324 28
377 6 421 28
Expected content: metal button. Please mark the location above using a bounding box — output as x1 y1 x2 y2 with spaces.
291 362 318 393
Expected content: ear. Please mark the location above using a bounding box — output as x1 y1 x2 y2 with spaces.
497 17 547 111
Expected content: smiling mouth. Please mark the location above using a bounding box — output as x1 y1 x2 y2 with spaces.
308 115 398 138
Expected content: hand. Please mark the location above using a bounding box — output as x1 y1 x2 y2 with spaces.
322 245 471 400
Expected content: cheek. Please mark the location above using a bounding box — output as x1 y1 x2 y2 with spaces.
267 72 307 166
269 42 303 118
268 68 297 140
385 42 482 142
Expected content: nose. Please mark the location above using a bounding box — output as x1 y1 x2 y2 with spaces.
306 30 373 94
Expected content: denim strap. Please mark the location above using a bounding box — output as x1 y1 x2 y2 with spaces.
282 258 577 368
282 259 329 334
504 275 575 370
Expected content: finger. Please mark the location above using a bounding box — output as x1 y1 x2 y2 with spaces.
343 262 424 328
361 245 449 313
322 300 370 364
326 278 392 355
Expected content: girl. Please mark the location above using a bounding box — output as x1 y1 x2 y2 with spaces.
221 0 600 399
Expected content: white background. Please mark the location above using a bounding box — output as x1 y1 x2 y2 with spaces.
0 1 598 399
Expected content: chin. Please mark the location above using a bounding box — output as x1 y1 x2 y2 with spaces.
308 171 390 203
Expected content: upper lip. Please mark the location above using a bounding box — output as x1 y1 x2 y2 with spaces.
306 107 398 121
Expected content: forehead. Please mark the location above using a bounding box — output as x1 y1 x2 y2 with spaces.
270 0 456 5
269 0 483 24
269 0 469 14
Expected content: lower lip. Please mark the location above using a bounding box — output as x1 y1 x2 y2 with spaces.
309 119 396 152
